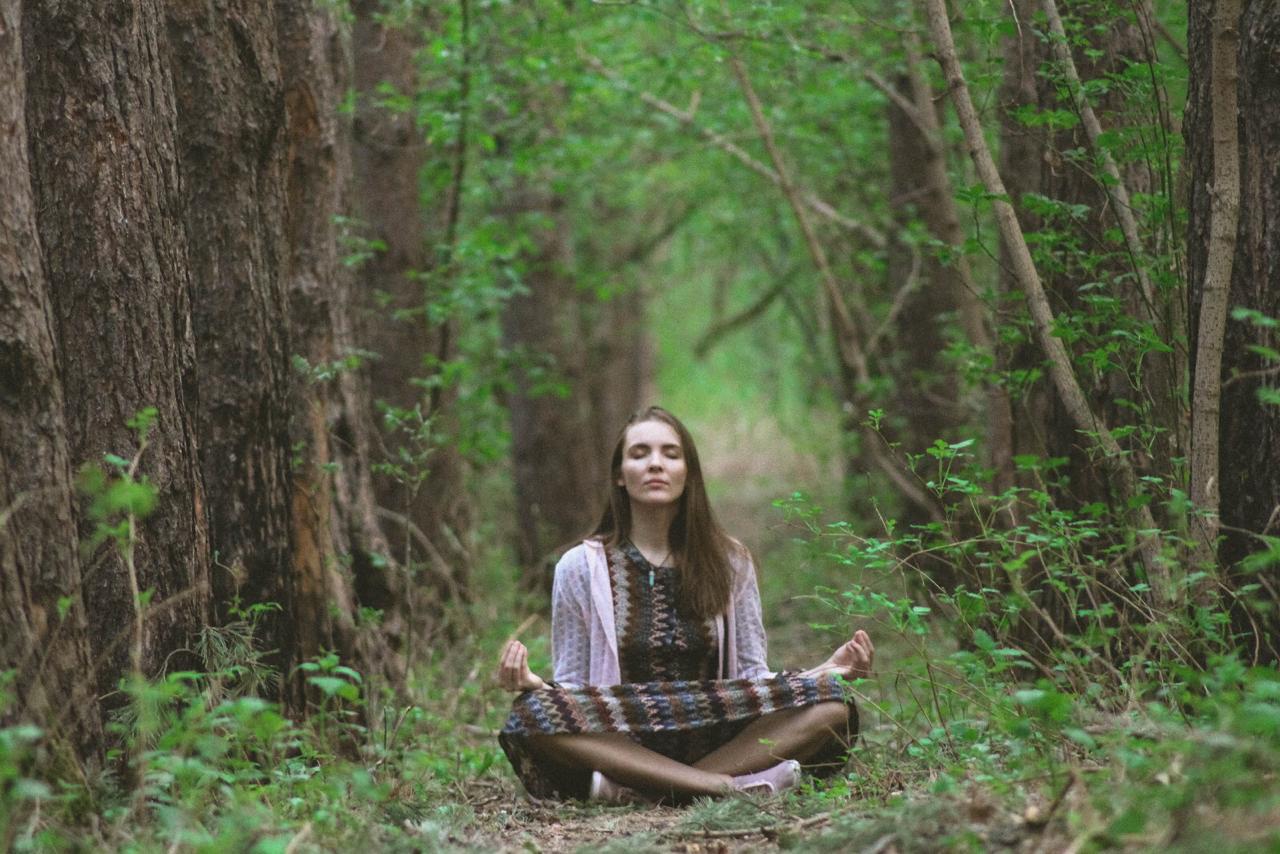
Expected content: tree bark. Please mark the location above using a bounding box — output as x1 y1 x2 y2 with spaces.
0 0 101 761
502 191 617 583
23 0 213 696
1188 0 1242 572
277 1 405 703
165 0 296 653
1189 0 1280 660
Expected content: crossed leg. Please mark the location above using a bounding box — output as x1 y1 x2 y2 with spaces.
525 699 852 799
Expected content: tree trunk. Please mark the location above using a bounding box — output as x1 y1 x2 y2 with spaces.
351 1 471 615
999 0 1163 513
23 0 213 697
165 0 296 657
0 0 101 761
1189 0 1280 660
885 74 958 449
277 1 405 704
503 191 610 584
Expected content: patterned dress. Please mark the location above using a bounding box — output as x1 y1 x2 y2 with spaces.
499 543 857 800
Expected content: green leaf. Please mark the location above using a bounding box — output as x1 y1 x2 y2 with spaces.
308 675 349 698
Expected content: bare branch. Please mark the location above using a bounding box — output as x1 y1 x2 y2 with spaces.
695 278 790 359
866 245 922 358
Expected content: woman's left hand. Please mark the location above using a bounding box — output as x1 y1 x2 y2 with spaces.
497 639 547 692
803 629 875 680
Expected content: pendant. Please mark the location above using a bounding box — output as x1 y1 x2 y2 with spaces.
649 568 655 587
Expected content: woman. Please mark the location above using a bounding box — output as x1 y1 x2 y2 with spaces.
497 406 874 802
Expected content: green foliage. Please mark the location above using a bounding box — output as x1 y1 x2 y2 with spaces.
76 408 161 556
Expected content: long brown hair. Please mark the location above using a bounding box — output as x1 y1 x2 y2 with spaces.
591 406 735 620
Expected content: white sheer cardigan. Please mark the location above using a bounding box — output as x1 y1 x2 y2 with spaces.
549 538 774 688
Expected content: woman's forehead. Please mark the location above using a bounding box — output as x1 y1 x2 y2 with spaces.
624 419 682 448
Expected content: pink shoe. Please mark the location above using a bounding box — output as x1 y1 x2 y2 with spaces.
731 759 802 796
589 770 643 804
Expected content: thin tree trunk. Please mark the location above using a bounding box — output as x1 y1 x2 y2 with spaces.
0 0 101 763
1039 0 1158 315
1188 0 1243 573
23 0 213 696
1189 0 1280 661
922 0 1170 602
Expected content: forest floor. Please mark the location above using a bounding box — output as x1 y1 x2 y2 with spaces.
14 413 1276 851
405 413 1279 853
416 416 1086 853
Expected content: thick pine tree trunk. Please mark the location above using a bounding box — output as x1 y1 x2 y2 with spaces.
22 0 213 697
0 0 101 761
166 0 296 655
502 191 607 580
885 73 966 462
1000 0 1161 508
1188 0 1280 661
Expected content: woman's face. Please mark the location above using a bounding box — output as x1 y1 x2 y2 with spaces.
617 419 688 508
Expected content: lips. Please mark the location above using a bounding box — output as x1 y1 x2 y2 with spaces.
643 479 668 487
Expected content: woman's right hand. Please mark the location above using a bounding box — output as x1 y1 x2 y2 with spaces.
497 639 547 692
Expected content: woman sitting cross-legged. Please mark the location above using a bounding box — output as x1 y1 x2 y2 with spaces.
496 406 874 803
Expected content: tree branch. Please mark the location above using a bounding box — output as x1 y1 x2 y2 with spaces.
578 47 887 248
695 279 790 359
1040 0 1157 316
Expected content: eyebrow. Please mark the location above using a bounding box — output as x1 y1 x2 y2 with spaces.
627 442 682 452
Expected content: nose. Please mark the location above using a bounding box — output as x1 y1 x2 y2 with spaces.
647 453 664 471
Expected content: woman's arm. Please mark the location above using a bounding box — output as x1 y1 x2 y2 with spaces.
729 545 875 682
731 546 773 680
496 547 593 693
550 546 591 687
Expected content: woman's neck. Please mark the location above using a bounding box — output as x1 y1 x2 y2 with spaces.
627 502 677 558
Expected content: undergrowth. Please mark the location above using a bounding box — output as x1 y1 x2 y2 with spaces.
2 432 1278 852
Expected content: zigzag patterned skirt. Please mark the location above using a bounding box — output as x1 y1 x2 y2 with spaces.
498 672 856 801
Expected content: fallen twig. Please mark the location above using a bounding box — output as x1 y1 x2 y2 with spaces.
665 809 833 840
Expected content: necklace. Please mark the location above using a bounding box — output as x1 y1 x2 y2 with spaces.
630 541 670 587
